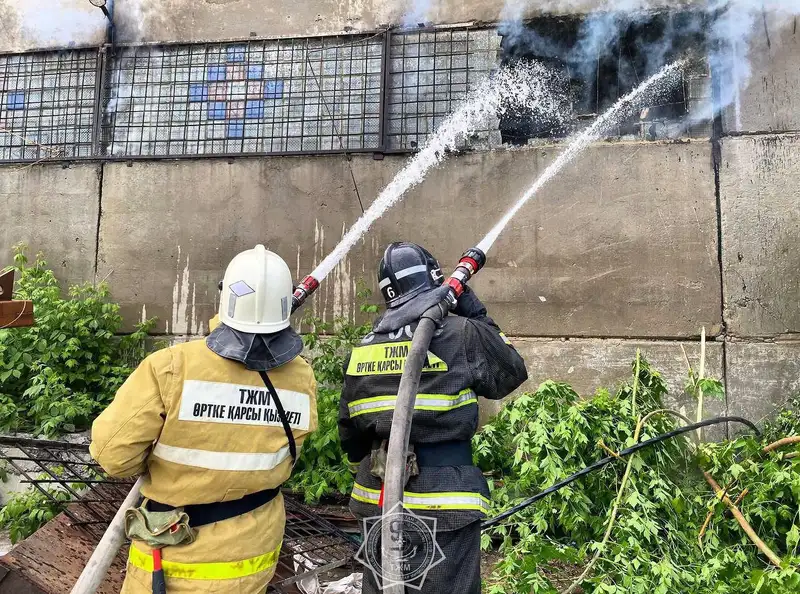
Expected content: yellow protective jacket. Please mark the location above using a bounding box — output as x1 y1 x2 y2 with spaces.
90 318 317 594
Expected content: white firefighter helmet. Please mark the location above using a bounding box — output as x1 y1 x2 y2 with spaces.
219 245 293 334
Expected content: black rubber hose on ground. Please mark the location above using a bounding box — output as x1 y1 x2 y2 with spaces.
481 415 760 530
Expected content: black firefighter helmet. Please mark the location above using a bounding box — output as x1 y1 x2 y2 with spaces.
378 242 444 308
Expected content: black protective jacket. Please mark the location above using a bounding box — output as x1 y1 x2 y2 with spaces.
339 287 528 530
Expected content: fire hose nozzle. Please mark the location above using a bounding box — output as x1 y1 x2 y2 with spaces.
291 275 320 313
445 247 486 307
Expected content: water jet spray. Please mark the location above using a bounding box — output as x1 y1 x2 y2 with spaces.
288 61 566 316
378 58 686 591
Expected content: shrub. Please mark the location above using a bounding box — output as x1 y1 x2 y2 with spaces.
285 284 378 502
0 485 71 544
0 245 154 436
478 358 800 594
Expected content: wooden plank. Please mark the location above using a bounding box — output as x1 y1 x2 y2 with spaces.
0 300 34 328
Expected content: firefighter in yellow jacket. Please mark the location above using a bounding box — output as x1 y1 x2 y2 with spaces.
90 245 317 593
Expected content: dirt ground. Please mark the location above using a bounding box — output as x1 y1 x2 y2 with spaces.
480 549 586 593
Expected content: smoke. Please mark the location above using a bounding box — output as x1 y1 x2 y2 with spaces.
498 0 800 130
7 0 158 49
10 0 108 48
404 0 433 27
113 0 156 42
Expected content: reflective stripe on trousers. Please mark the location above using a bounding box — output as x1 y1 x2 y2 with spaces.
128 543 281 580
347 389 477 418
351 483 490 514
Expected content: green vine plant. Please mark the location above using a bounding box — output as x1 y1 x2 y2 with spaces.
0 466 90 544
284 282 378 503
477 357 800 594
0 486 71 544
0 245 156 437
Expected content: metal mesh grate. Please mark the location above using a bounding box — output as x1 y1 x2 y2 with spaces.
0 25 720 163
0 437 134 547
0 49 98 161
386 28 502 151
269 497 360 593
103 35 385 157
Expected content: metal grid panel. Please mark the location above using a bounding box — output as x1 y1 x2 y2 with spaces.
0 438 134 540
386 28 502 151
0 50 98 161
104 35 384 157
268 497 360 593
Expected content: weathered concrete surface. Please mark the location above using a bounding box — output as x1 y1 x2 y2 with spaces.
0 165 99 287
0 0 107 52
98 158 375 333
0 0 710 49
726 13 800 134
108 0 693 44
720 135 800 337
356 141 721 338
100 142 719 337
725 341 800 424
478 337 725 428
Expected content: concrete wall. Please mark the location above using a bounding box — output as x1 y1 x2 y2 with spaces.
108 0 701 45
0 3 798 430
480 338 726 427
0 0 704 50
725 14 800 134
0 1 107 52
0 164 100 286
97 157 371 335
720 134 800 338
94 141 720 338
2 131 797 425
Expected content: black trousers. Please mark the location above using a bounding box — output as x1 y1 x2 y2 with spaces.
360 521 481 594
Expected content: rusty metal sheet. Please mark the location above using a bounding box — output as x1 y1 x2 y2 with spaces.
0 511 126 594
0 300 34 328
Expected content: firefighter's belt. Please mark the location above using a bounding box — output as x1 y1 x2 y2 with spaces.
145 486 281 528
124 500 195 548
415 440 473 467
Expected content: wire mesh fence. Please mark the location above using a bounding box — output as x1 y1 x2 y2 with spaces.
386 28 502 151
0 49 99 161
0 436 360 591
103 34 385 157
0 25 720 163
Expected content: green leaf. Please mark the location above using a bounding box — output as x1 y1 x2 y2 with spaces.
787 525 800 550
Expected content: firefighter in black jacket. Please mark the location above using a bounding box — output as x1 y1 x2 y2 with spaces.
339 242 528 593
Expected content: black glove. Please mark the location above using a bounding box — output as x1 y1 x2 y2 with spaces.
453 285 488 319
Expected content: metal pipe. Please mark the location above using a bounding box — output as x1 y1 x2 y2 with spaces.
70 476 145 594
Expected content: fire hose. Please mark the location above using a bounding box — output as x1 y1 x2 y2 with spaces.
480 415 760 529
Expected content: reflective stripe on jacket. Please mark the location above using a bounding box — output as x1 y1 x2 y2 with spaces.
91 326 317 594
339 312 527 531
